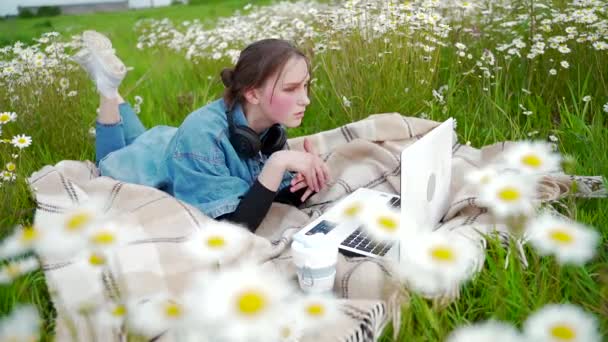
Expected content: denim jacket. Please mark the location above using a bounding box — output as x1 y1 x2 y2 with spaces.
99 98 294 219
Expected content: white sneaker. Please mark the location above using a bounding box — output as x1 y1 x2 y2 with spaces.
71 31 126 98
71 30 114 71
71 48 95 78
82 30 113 53
91 51 127 98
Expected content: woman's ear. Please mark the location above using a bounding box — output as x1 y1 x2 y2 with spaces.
243 87 261 105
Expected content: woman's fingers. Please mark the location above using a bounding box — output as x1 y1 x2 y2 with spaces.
291 172 303 186
290 180 308 192
315 162 326 190
303 168 317 193
303 138 313 154
300 188 315 202
309 166 319 192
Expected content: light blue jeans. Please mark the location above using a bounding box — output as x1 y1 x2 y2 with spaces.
95 102 146 164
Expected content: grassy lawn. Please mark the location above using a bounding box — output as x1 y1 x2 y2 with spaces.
0 0 606 340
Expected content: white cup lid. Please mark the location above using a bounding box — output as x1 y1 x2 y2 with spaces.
292 234 338 268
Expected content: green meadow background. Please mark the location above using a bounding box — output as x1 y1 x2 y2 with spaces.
0 0 606 340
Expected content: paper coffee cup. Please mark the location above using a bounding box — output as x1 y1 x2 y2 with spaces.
291 234 338 293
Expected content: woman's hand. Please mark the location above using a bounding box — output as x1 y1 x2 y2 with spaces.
288 138 330 202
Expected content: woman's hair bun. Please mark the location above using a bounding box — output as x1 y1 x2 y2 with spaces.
220 68 234 88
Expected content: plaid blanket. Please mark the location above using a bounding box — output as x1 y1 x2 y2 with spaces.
28 113 606 341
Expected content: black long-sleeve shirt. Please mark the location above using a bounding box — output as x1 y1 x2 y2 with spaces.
217 180 315 232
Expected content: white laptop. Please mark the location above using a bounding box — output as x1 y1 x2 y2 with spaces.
292 118 454 262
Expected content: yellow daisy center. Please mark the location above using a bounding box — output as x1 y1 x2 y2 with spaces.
6 163 16 171
306 303 325 317
521 153 542 168
111 305 126 317
206 235 226 249
18 138 26 144
5 264 21 277
20 226 38 243
377 215 399 232
164 302 182 319
549 228 574 245
498 187 521 202
236 290 266 317
65 212 93 231
343 203 362 217
280 326 292 338
480 175 491 184
429 245 455 262
89 253 106 266
550 323 576 340
0 114 9 122
91 231 115 245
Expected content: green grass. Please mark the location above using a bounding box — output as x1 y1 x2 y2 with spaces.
0 0 607 340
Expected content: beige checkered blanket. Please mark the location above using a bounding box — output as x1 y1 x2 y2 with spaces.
28 113 605 341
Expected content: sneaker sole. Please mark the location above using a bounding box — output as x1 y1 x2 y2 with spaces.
82 30 113 53
92 51 126 79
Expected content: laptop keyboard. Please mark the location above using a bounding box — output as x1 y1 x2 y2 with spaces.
341 227 395 256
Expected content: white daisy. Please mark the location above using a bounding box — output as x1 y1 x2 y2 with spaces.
0 112 17 124
342 95 351 108
59 77 69 89
560 60 569 69
88 126 96 138
603 103 608 113
582 95 591 103
526 213 599 265
360 202 411 242
86 219 134 253
183 221 250 265
82 250 113 268
291 293 339 334
549 68 557 75
93 301 127 331
11 134 32 149
458 1 474 9
447 320 523 342
0 256 40 283
0 225 40 259
276 317 303 342
523 303 600 342
187 263 293 341
1 170 16 182
504 141 562 174
127 294 191 338
478 173 536 219
330 198 366 225
0 305 41 342
465 167 498 187
34 198 106 259
5 162 16 171
398 231 480 296
557 45 571 54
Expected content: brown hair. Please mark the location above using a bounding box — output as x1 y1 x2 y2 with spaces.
220 38 311 110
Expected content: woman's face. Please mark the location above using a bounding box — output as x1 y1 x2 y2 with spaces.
257 56 311 128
